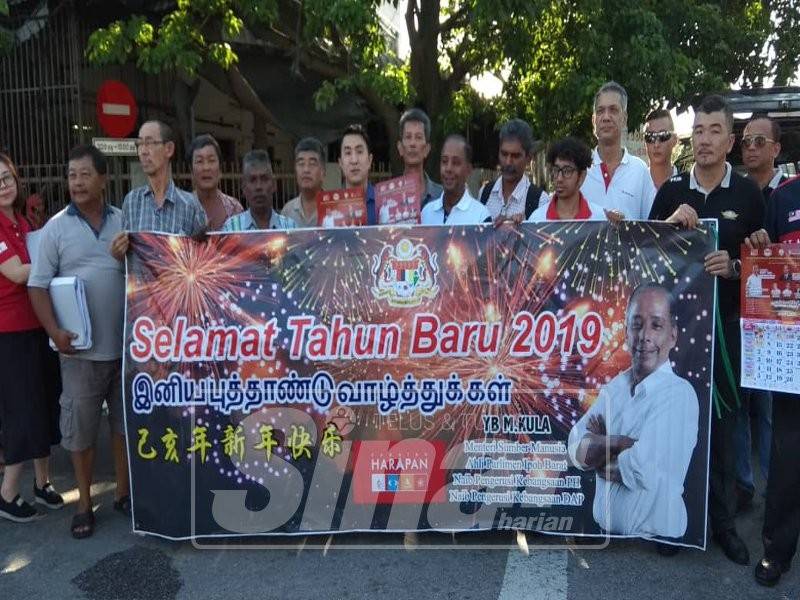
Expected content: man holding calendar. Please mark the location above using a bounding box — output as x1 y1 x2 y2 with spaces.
747 174 800 588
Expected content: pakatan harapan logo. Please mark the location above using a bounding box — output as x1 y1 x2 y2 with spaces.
371 238 439 307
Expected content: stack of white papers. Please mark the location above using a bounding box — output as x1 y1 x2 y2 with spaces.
49 276 92 351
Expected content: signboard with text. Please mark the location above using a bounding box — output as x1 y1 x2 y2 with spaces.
124 222 716 548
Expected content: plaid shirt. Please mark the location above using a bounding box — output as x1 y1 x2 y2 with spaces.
121 179 207 235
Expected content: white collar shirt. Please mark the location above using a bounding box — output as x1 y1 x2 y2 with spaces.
567 361 699 538
767 168 786 191
582 147 656 220
421 189 491 225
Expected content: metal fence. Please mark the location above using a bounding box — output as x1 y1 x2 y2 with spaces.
0 4 83 167
18 158 395 218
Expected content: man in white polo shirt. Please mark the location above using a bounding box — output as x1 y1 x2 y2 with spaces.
582 81 656 220
421 135 490 225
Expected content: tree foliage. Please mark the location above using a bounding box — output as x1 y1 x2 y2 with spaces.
500 0 800 140
80 0 800 158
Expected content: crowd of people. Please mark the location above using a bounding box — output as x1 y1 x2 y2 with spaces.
0 79 797 588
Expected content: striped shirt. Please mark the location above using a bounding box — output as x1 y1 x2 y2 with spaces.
121 179 207 235
222 209 297 231
480 176 549 219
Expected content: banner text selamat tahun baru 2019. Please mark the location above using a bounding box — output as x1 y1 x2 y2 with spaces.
123 221 717 548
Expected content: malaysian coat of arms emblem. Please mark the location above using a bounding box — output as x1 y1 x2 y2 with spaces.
371 238 439 307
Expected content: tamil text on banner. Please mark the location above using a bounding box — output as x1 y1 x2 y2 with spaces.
124 221 716 547
740 243 800 393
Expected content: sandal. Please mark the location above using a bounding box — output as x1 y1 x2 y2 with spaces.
113 494 131 517
71 510 95 539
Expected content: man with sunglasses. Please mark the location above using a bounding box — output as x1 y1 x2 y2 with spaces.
644 109 679 189
742 116 788 204
736 117 787 519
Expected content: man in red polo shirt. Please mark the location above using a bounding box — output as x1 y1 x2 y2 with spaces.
527 137 606 222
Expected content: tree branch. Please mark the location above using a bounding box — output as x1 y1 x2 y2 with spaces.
438 5 469 35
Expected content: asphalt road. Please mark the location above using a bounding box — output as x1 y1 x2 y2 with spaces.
1 428 798 600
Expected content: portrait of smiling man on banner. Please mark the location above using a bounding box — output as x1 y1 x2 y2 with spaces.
567 282 699 540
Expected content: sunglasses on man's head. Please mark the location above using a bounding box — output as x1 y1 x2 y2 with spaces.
644 131 674 144
741 135 774 149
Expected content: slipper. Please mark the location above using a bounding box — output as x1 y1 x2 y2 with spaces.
71 510 95 539
113 495 131 517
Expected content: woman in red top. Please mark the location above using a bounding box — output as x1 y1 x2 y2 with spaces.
0 154 63 522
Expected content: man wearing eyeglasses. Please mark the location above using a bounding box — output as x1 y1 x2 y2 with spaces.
742 116 788 204
644 109 679 189
734 115 786 522
110 120 207 260
737 117 786 519
581 81 656 220
526 137 605 222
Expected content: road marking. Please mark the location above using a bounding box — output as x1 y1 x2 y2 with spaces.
498 546 568 600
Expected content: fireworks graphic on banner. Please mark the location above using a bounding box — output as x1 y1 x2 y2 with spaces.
126 222 714 445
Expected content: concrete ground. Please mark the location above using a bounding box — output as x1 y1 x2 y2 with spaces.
1 426 798 600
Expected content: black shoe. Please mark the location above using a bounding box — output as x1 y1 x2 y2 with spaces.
33 481 64 510
655 541 681 557
712 529 750 565
0 494 40 522
754 557 790 587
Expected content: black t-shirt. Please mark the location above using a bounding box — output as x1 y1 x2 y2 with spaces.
649 169 764 319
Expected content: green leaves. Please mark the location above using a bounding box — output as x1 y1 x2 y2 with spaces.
85 0 278 76
500 0 800 141
80 0 800 151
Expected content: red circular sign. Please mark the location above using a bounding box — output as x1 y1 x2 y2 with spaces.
96 80 138 138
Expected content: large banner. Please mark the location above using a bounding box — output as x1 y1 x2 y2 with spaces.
124 221 716 548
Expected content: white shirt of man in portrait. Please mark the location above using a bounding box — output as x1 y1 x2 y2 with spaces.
567 283 699 539
745 264 763 298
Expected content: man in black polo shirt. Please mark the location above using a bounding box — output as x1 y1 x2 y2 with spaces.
649 95 764 565
747 175 800 587
736 114 788 517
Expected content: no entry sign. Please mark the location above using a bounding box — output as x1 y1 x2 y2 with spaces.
96 80 138 138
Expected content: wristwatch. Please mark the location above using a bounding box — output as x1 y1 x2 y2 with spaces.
731 258 742 279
